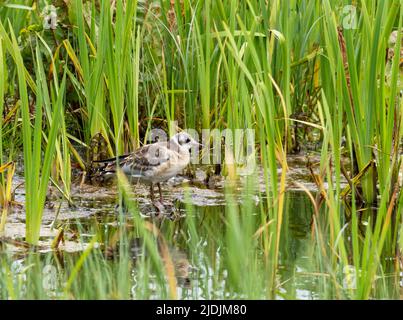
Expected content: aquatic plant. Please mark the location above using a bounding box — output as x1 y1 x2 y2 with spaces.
0 0 402 300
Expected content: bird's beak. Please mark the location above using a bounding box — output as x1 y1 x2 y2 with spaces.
192 140 203 148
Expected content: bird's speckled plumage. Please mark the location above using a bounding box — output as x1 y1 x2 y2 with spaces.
94 132 200 202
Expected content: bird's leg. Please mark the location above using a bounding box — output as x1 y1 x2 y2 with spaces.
151 183 165 215
157 183 163 203
150 183 155 202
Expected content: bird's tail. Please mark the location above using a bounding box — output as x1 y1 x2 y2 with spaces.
92 154 130 164
88 154 130 184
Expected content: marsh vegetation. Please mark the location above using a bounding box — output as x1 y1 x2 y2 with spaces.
0 0 402 300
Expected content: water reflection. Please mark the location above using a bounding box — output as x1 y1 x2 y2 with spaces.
1 191 401 299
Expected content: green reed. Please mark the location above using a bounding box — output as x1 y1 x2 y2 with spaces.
0 21 66 244
0 0 402 300
317 0 402 299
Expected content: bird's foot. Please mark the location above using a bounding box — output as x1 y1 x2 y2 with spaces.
151 199 177 218
155 197 174 206
152 199 166 215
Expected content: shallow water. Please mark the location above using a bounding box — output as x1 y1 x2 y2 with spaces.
2 190 401 299
1 156 401 300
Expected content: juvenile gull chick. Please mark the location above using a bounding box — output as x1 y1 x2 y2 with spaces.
96 132 200 203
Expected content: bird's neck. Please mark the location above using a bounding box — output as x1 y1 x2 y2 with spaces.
168 138 179 150
169 139 190 157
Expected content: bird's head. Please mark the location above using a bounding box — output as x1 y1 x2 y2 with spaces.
171 132 201 153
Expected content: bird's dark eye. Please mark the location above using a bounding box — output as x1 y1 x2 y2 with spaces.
185 138 191 143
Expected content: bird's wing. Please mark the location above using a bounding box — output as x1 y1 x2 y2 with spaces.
126 143 171 173
99 142 172 176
